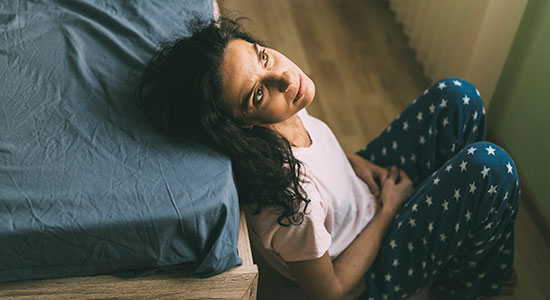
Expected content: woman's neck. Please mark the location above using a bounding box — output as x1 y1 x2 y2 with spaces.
262 114 311 148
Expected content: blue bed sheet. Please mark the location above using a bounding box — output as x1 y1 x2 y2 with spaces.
0 0 242 282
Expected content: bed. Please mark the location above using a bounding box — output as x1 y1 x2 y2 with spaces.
0 0 257 298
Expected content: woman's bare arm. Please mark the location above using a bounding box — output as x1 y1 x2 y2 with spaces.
287 167 412 300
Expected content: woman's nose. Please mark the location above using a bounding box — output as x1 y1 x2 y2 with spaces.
266 71 293 93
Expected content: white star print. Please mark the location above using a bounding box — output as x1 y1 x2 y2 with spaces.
445 164 453 172
390 239 397 249
392 141 398 151
392 259 399 267
499 263 507 270
460 160 468 172
466 281 473 288
440 233 447 242
433 177 440 185
370 154 375 161
485 222 493 230
455 222 460 232
403 121 409 131
467 147 477 155
465 210 472 221
453 80 462 86
462 95 470 105
417 111 423 122
407 242 414 252
422 237 427 246
410 153 416 162
400 156 406 164
469 182 477 193
409 218 416 227
412 203 418 212
429 103 436 114
412 98 418 104
481 166 490 178
419 135 426 145
424 89 429 95
428 222 434 232
438 82 447 90
488 185 497 195
473 111 478 120
440 99 448 108
385 273 391 282
442 117 449 127
428 126 433 136
486 146 496 155
426 160 431 169
408 268 414 276
454 188 461 200
477 89 481 96
425 195 433 206
394 285 401 293
442 200 449 211
386 126 391 133
382 294 388 300
382 147 387 156
506 162 513 174
491 284 499 290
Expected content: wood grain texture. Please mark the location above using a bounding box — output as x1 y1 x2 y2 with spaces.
217 0 550 299
0 212 258 300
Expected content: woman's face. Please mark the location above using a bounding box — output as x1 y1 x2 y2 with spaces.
220 39 315 126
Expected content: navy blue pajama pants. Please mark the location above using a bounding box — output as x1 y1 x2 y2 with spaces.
356 78 520 300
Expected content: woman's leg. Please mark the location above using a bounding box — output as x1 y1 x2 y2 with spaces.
356 77 486 184
355 78 520 299
361 141 520 300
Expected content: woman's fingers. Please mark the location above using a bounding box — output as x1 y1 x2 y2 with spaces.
365 174 380 197
388 166 398 181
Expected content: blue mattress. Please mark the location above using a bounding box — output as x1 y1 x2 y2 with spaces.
0 0 241 282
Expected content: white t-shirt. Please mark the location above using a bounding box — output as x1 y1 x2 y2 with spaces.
245 109 377 281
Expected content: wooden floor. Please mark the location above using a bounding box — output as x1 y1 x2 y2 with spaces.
218 0 550 299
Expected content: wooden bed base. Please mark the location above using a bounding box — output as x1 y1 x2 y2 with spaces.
0 211 258 300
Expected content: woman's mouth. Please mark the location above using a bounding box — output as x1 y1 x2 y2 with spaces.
293 75 304 103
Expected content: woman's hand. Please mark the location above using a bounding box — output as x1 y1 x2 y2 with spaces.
346 153 388 198
379 166 413 215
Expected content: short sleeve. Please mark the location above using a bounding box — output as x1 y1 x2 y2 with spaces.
270 183 331 262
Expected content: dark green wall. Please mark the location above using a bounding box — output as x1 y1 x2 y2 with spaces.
488 0 550 217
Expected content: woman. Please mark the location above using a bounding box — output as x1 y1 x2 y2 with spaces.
136 18 519 300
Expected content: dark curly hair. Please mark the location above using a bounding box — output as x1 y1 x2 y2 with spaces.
135 17 310 226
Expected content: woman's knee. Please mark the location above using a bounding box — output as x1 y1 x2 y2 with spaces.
457 141 519 196
430 77 484 113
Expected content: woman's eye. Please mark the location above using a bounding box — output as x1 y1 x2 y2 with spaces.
261 50 268 66
254 86 264 105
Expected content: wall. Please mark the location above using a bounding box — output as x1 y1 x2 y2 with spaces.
488 0 550 221
388 0 527 106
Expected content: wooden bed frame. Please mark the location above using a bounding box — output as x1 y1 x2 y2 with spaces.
0 211 258 300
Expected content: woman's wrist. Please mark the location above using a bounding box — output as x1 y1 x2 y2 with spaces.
379 204 399 218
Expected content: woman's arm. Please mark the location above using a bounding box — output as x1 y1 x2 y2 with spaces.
346 152 388 198
287 166 412 300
